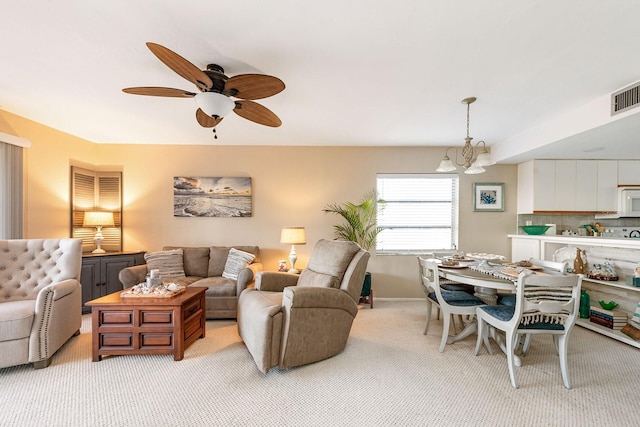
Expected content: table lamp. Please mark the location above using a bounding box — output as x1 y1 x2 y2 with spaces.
280 226 306 274
83 211 115 254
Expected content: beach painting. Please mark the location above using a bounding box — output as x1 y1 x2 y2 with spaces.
174 177 252 217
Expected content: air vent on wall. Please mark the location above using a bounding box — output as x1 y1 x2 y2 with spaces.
611 81 640 116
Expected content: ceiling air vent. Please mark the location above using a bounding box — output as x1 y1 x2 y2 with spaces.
611 81 640 116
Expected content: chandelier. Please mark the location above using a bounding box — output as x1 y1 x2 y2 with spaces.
436 97 495 174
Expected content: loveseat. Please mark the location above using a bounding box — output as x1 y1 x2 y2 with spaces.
0 238 83 369
118 245 262 319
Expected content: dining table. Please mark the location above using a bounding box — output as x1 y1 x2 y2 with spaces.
435 258 569 364
439 263 515 305
437 261 515 346
436 259 554 364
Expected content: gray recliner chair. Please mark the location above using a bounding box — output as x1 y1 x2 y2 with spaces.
237 239 370 374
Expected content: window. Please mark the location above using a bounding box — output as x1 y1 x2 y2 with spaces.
71 166 123 252
0 134 30 239
376 174 459 253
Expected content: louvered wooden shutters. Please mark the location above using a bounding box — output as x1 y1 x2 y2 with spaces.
71 166 122 252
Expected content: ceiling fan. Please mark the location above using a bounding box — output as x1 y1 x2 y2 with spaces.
123 42 285 136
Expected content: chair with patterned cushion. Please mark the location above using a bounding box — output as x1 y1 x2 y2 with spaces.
474 271 582 389
497 258 569 353
237 239 369 373
417 257 486 352
498 259 568 306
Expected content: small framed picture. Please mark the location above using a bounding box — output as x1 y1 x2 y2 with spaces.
473 183 504 212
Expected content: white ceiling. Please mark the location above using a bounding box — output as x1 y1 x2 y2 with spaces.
2 0 640 164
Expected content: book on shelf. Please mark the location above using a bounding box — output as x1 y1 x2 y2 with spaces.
620 322 640 340
589 310 627 322
589 306 627 319
589 315 626 330
590 305 628 317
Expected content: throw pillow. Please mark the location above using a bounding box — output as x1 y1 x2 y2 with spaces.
144 249 186 278
222 248 256 280
297 268 339 288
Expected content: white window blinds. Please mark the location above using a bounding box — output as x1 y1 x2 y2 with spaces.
0 142 23 239
376 174 459 253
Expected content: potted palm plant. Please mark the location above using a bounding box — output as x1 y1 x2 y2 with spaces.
322 190 383 305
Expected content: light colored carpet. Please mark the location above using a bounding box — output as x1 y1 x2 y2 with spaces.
1 299 638 427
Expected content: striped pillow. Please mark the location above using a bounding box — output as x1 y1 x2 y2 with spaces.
144 249 186 278
222 248 255 280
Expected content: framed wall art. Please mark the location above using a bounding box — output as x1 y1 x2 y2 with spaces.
473 182 504 212
174 176 252 217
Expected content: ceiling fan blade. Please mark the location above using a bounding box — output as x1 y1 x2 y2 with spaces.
233 100 282 127
196 108 223 128
225 74 285 100
122 87 196 98
146 42 213 91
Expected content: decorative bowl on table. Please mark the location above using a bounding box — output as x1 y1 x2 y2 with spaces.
598 300 619 310
519 225 551 235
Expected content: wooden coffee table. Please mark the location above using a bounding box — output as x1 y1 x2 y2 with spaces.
86 286 206 362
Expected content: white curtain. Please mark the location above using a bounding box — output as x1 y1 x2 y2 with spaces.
0 141 24 239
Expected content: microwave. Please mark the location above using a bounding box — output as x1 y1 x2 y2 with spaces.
618 188 640 217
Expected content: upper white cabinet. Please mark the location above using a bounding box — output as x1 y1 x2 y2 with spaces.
517 159 618 213
597 160 618 211
618 160 640 185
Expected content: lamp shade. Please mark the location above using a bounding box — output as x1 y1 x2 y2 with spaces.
195 92 236 118
464 161 486 175
280 226 306 245
83 211 114 227
436 156 457 172
475 147 496 166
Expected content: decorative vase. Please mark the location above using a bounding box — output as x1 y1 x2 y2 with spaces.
573 248 585 274
579 290 590 318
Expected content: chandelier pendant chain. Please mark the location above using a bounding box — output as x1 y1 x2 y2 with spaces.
435 96 494 175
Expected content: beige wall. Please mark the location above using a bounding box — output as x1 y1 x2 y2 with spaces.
1 109 517 298
0 110 98 238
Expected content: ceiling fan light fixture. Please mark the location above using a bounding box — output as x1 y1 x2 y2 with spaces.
435 97 494 174
195 92 235 118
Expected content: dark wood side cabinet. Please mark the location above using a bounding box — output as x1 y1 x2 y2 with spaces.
81 251 145 313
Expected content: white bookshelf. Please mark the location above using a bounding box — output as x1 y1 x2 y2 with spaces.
576 318 640 349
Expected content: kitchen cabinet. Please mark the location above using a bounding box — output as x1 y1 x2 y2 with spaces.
575 160 597 211
597 160 618 211
618 160 640 185
517 160 618 213
555 160 578 211
80 251 145 313
517 159 553 213
510 236 541 261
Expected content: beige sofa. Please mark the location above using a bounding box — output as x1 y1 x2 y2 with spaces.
237 239 370 373
118 245 262 319
0 238 83 369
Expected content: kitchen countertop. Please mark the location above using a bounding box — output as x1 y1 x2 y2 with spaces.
508 234 640 248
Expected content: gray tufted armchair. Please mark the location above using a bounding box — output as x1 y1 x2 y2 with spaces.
0 238 83 369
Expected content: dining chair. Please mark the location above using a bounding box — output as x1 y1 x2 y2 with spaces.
497 258 569 353
498 259 568 305
417 257 486 352
474 271 582 389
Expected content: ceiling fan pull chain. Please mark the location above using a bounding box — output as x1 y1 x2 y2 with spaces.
213 127 218 139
